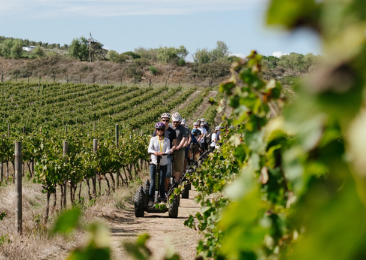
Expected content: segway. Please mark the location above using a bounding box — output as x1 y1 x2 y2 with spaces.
134 153 179 218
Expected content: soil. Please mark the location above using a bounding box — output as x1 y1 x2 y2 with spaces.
187 91 217 126
108 189 201 260
170 90 201 115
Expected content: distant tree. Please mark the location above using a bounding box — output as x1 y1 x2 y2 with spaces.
211 41 229 61
157 47 178 63
56 43 60 49
194 48 211 64
194 41 229 64
176 45 189 59
303 53 320 72
29 41 36 46
157 46 188 63
61 44 69 50
68 37 89 61
0 39 14 58
227 55 242 63
108 50 119 60
33 46 45 57
134 47 158 60
11 40 23 59
262 55 279 69
43 42 49 48
277 53 306 72
24 39 30 46
122 51 141 59
108 50 127 63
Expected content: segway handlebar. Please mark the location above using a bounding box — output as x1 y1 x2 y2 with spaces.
148 152 171 156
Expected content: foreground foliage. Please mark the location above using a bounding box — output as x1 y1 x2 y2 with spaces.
184 0 366 259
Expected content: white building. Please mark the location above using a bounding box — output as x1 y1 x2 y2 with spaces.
22 46 37 52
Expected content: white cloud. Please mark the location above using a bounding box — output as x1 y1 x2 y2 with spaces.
272 51 289 58
0 0 266 18
232 53 246 58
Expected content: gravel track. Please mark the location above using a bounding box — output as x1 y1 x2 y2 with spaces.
108 190 201 260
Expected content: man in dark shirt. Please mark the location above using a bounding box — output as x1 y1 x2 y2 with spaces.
152 113 176 193
169 112 188 182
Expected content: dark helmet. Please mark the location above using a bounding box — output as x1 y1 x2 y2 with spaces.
155 122 165 130
192 129 200 134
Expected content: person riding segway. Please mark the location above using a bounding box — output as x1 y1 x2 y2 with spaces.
152 113 177 197
134 122 179 218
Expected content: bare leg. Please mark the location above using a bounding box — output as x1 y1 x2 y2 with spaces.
174 172 182 182
164 178 170 191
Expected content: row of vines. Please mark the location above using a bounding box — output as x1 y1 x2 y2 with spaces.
0 83 216 222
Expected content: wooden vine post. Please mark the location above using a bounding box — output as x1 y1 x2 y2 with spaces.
93 139 98 198
15 141 22 234
63 141 68 209
115 124 120 188
0 135 3 184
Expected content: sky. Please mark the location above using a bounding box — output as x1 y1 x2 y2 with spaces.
0 0 322 60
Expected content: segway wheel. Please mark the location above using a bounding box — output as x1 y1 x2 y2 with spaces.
169 195 179 218
182 184 189 199
188 183 192 190
134 189 145 217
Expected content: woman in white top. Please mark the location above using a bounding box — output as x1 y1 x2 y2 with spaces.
209 126 220 152
147 122 171 205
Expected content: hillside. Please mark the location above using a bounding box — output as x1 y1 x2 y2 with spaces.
0 55 308 88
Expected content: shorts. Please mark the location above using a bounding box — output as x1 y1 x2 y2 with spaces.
166 155 172 178
173 149 185 173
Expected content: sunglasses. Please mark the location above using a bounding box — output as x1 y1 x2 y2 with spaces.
162 120 169 122
157 129 164 131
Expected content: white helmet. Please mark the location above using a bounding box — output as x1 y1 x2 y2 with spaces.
215 126 221 131
161 113 171 119
181 119 186 125
172 112 182 122
200 118 205 122
193 122 199 126
200 122 204 126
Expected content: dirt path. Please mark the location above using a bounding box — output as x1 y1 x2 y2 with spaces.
108 190 201 260
170 90 201 115
186 91 217 126
225 105 232 118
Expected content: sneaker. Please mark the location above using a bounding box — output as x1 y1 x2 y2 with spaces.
148 200 154 207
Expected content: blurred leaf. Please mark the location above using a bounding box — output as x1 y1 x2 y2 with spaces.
52 208 81 236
